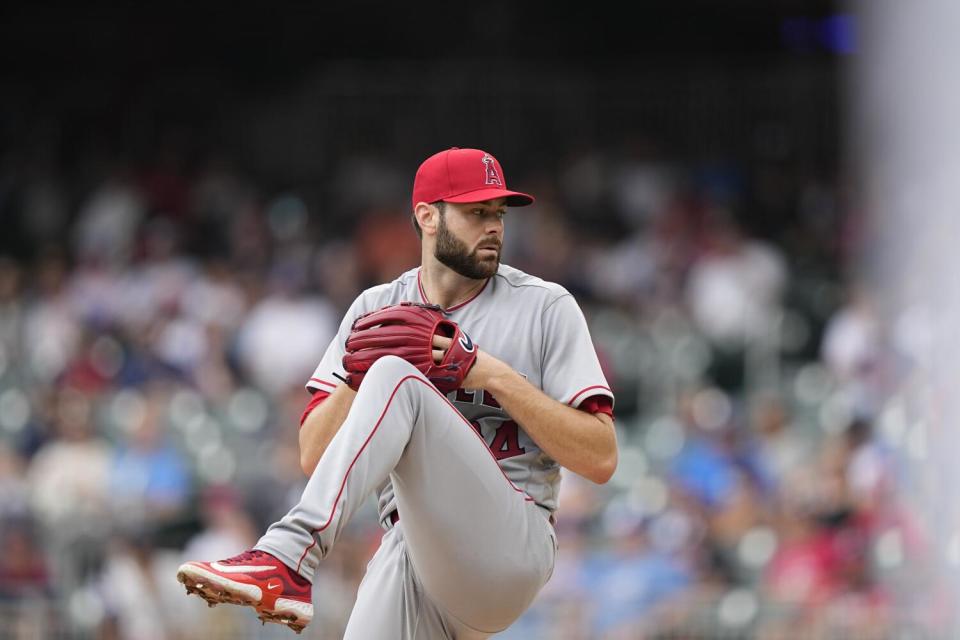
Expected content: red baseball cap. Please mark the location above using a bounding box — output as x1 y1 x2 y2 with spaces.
412 147 535 210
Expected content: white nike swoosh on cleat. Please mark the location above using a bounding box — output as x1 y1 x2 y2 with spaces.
210 562 277 573
267 584 281 590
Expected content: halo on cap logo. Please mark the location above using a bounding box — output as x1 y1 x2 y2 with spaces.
481 154 503 186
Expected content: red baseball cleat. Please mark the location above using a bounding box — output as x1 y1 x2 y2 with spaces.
177 549 313 633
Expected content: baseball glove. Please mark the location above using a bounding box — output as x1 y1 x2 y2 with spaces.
342 302 478 393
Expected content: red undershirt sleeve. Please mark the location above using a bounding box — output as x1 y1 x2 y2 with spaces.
299 389 331 428
576 394 614 420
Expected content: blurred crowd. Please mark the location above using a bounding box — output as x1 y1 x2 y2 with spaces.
0 134 949 639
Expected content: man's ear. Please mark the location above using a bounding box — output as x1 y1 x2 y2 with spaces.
414 202 439 236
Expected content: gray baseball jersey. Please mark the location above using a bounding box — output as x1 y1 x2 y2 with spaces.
307 263 613 524
255 263 614 638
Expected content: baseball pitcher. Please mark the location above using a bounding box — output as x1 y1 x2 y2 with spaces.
177 147 618 638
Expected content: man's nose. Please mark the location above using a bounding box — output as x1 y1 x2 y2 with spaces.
485 219 504 236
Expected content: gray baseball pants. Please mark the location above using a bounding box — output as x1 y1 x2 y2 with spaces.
255 356 557 638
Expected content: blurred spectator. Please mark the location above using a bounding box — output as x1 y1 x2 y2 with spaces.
821 284 882 383
73 171 146 267
749 391 812 495
242 385 319 526
180 259 247 331
23 251 81 383
234 268 337 396
58 329 122 394
669 388 752 512
108 387 190 529
151 309 210 379
27 388 111 528
98 532 189 640
820 284 894 418
26 387 112 593
123 217 197 326
0 443 30 519
0 518 51 600
763 430 879 627
844 418 896 518
181 485 257 564
686 213 787 389
584 504 694 637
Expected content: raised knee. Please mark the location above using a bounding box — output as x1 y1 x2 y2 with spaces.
365 355 420 382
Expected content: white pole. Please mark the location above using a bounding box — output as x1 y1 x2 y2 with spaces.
854 0 960 628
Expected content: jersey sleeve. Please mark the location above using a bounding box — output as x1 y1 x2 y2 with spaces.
540 293 615 411
305 295 367 395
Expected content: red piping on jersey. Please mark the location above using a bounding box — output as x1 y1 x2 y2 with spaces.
417 269 490 312
309 378 337 389
567 385 613 406
295 374 533 574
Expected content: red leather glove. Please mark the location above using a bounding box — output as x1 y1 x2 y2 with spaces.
342 302 478 393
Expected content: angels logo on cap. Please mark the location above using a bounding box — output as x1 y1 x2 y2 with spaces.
481 154 503 186
412 147 534 210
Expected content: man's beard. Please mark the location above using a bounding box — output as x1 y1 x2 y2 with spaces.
434 212 500 279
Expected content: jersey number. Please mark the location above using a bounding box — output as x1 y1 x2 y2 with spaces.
471 420 526 460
